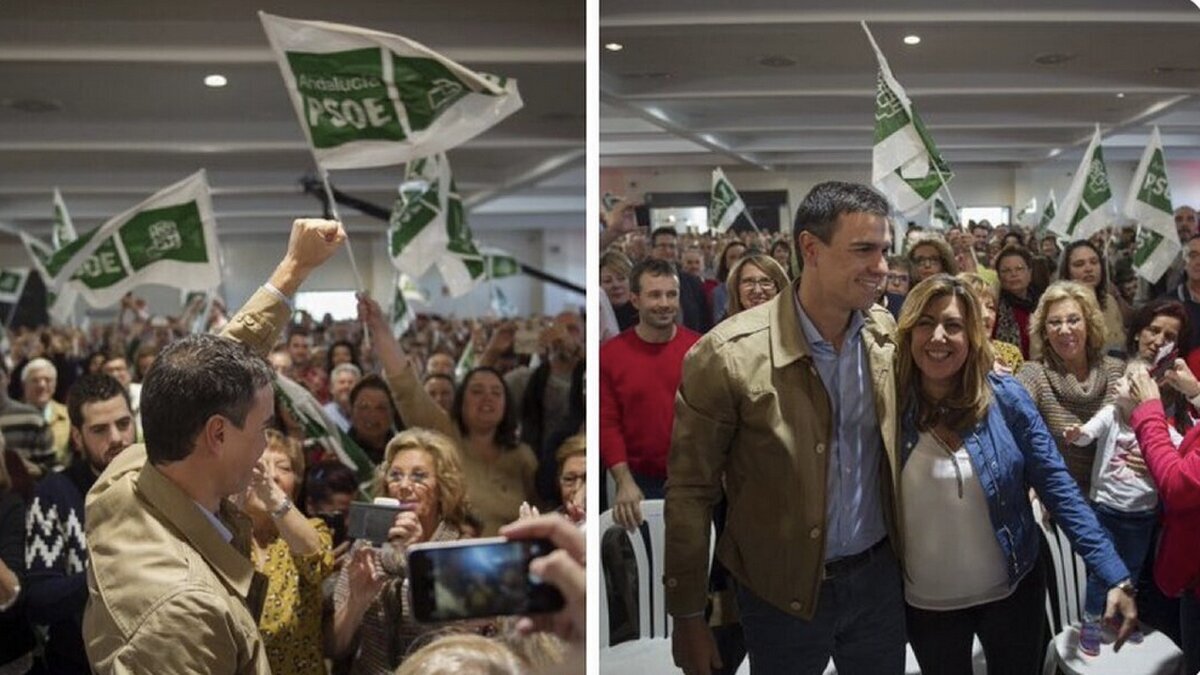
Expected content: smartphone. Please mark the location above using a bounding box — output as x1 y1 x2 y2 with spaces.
1150 342 1178 380
347 498 410 545
407 537 565 623
316 511 349 548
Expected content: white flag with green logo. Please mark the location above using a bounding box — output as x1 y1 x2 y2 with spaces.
1039 189 1058 230
489 284 519 318
864 23 953 215
1125 127 1180 284
1017 197 1038 226
391 273 421 336
929 195 959 229
1048 126 1113 241
42 171 221 308
709 167 747 233
482 248 521 279
260 12 522 170
51 189 77 251
388 153 485 297
0 268 30 305
16 233 78 324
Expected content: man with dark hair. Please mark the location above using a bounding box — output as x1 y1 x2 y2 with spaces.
667 182 905 674
25 374 133 675
650 227 712 333
601 258 699 528
83 219 345 674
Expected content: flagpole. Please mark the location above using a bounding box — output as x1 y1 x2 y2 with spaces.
319 169 366 292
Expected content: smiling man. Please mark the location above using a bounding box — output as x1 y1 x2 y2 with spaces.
666 182 905 675
82 218 345 674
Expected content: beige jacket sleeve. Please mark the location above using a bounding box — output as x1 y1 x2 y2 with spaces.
663 338 738 616
218 287 292 357
384 368 460 442
95 589 269 674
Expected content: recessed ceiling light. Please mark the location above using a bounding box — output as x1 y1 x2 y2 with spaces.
605 42 623 52
3 97 62 113
204 74 228 88
1116 92 1126 98
903 35 921 45
1033 52 1075 66
758 55 796 68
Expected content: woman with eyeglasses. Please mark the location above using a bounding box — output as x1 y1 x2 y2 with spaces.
896 275 1137 672
1016 281 1125 495
906 234 959 284
724 253 789 318
329 428 473 674
356 295 537 536
993 245 1042 359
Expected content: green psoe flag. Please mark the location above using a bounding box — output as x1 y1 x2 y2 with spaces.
709 168 748 233
929 195 959 230
1048 125 1113 241
388 153 485 297
260 12 522 170
274 374 375 495
44 171 221 308
391 273 421 336
0 268 30 305
1125 127 1180 284
864 23 952 215
1039 189 1058 230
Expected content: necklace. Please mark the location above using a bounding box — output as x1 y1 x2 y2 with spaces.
929 428 965 499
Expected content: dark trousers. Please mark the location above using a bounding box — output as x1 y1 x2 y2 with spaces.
906 553 1047 675
736 544 907 675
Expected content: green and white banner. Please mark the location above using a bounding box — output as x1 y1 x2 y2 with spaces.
709 167 747 233
0 268 30 305
482 247 521 279
455 338 477 380
391 273 422 336
15 233 77 324
260 12 522 170
1039 189 1058 230
929 195 959 229
864 23 953 215
490 284 519 318
51 189 77 251
1049 126 1113 241
1125 127 1180 284
388 153 485 297
42 171 221 308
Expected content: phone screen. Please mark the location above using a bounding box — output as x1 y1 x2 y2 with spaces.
407 537 565 623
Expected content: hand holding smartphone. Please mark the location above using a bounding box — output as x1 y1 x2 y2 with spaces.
1150 341 1178 381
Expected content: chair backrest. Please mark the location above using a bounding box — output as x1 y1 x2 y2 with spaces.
599 499 716 646
1033 499 1088 633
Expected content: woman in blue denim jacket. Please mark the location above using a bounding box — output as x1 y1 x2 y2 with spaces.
895 275 1137 674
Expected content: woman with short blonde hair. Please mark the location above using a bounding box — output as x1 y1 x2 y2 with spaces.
725 253 790 317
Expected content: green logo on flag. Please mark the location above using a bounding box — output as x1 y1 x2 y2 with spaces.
287 48 405 148
0 271 19 294
874 73 910 143
898 114 952 199
390 178 441 256
120 202 208 271
392 57 498 132
74 237 126 290
710 179 737 228
1136 149 1173 214
1134 229 1164 268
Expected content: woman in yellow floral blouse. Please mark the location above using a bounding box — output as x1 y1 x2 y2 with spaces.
243 430 335 675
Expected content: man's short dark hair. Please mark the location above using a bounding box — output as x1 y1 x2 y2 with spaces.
67 374 131 430
287 326 310 341
792 181 890 246
141 334 274 464
629 258 678 294
649 227 678 247
349 373 392 409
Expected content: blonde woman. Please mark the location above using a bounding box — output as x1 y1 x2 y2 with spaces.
1016 281 1124 494
330 429 472 674
724 253 790 318
242 430 334 675
895 275 1136 672
907 234 959 283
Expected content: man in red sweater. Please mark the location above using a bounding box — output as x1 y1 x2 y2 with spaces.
601 258 700 529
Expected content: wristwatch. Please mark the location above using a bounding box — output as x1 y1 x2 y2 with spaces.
1114 578 1137 597
270 497 294 519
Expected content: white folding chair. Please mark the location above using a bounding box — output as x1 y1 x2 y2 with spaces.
1034 500 1185 675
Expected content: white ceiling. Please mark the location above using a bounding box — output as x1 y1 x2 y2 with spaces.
0 0 584 237
600 0 1200 171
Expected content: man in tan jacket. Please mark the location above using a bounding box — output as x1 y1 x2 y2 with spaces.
83 219 345 674
666 182 906 675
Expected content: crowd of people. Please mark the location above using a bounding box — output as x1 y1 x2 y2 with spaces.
599 186 1200 674
0 219 586 674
